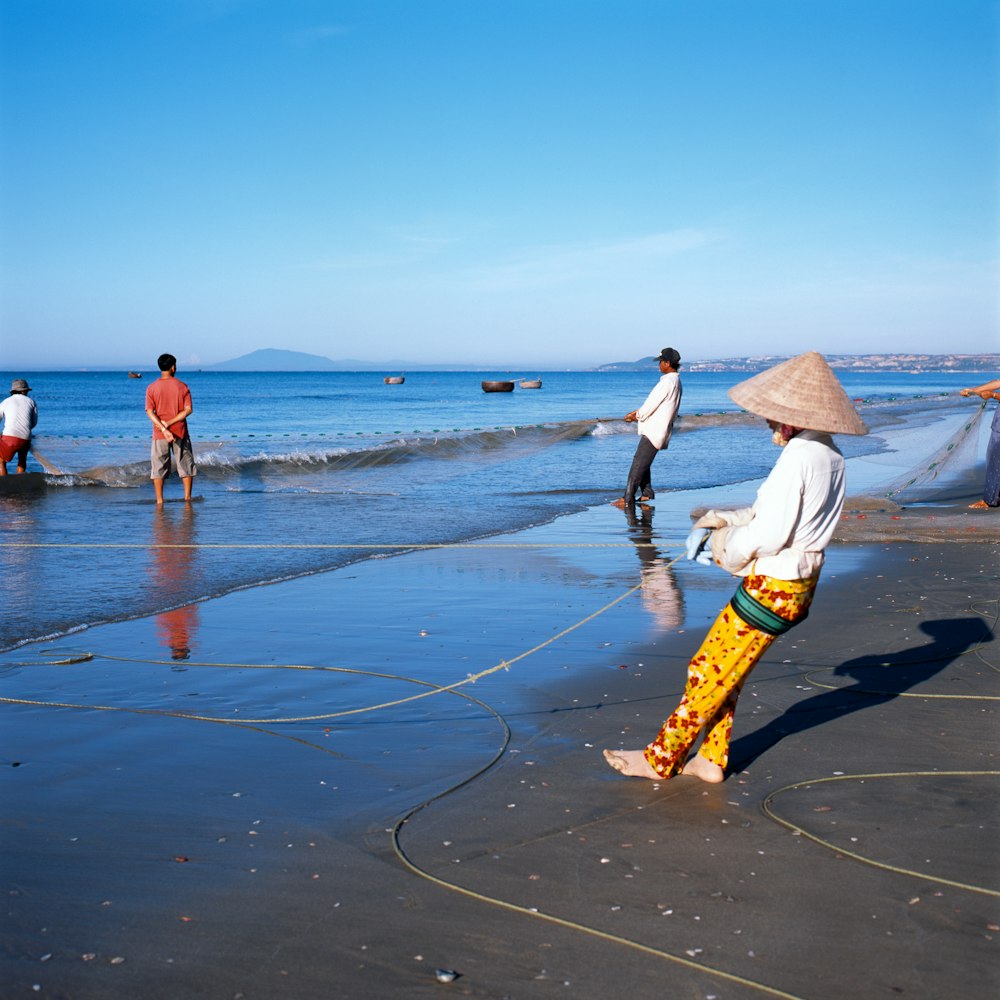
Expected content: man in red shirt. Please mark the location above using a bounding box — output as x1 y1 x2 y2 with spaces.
145 353 196 504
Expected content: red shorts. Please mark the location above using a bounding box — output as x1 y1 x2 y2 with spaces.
0 436 29 463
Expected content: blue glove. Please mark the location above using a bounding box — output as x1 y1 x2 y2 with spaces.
685 527 713 564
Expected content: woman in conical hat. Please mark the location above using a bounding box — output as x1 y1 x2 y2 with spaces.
604 352 866 784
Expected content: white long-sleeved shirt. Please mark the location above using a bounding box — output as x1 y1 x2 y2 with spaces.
0 394 37 440
635 372 682 449
714 430 845 580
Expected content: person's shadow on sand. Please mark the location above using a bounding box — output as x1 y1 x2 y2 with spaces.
729 617 992 772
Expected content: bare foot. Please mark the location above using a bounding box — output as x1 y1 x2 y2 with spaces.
968 500 990 510
603 748 662 780
681 754 725 783
610 498 630 510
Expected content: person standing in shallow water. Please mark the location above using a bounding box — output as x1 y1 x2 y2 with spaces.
958 378 1000 509
611 347 682 509
604 351 867 784
0 378 38 476
145 353 196 504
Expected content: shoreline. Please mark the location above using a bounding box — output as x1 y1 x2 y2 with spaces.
4 387 990 656
2 481 997 998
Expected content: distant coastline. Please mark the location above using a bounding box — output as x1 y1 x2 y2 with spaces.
596 353 1000 374
8 348 999 374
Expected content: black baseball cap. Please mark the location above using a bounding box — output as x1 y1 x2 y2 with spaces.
657 348 681 366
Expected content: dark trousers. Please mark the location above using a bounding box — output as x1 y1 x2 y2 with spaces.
985 426 1000 506
624 435 660 502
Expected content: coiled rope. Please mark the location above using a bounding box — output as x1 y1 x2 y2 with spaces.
3 550 996 995
761 771 1000 898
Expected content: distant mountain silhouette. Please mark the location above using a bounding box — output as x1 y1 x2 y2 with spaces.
206 349 450 371
205 349 487 372
207 349 351 371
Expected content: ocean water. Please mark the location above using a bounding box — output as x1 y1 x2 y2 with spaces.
0 368 984 651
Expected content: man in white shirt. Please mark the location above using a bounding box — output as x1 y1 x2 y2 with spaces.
0 378 38 476
612 347 682 508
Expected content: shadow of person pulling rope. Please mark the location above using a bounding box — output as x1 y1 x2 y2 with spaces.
728 616 993 773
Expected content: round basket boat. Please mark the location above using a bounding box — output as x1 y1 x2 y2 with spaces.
383 375 405 384
481 380 515 393
519 378 542 389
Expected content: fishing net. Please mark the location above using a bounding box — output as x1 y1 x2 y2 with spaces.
879 399 989 503
834 398 998 543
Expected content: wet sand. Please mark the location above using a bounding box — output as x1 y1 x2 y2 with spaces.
2 483 998 999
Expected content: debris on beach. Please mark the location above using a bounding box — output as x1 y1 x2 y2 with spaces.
434 967 460 982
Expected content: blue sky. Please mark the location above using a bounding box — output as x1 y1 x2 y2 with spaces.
1 0 997 369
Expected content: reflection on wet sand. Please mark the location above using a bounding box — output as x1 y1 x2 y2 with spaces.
156 604 198 661
0 497 38 602
150 504 200 661
622 503 684 630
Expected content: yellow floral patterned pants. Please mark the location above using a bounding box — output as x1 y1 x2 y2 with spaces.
643 573 818 778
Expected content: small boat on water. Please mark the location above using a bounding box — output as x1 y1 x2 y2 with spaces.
128 371 143 379
481 380 515 393
519 378 542 389
384 375 405 384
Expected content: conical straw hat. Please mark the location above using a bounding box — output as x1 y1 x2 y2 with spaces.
727 352 868 435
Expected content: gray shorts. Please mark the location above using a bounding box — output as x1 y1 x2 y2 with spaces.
150 436 196 480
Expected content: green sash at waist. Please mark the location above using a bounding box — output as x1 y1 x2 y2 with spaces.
729 581 809 636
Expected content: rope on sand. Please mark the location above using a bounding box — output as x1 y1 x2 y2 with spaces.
5 546 809 997
3 550 997 993
803 684 1000 702
390 809 810 1000
0 575 648 723
2 554 820 997
762 771 1000 898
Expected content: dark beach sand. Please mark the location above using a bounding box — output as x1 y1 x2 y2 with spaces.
2 479 998 999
